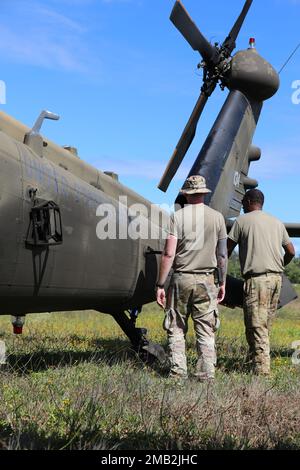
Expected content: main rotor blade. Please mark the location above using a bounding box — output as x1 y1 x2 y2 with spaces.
222 0 253 54
158 92 208 193
170 0 218 65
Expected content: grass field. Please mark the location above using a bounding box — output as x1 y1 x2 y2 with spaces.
0 287 300 450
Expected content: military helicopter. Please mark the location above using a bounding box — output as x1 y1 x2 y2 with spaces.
0 0 298 362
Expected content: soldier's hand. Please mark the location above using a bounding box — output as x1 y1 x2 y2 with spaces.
156 288 166 309
217 285 226 304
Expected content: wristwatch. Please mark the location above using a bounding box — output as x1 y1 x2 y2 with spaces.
156 282 165 289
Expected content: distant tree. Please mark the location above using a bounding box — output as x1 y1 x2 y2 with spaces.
285 257 300 284
227 252 242 278
228 254 300 285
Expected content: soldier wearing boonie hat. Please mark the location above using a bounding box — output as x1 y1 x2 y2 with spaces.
156 175 228 382
179 175 212 195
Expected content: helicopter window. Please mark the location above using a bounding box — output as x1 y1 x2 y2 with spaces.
25 200 63 247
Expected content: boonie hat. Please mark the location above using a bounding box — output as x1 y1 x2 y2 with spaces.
180 175 212 195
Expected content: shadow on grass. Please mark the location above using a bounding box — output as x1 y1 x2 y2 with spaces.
0 425 158 450
1 424 300 450
216 336 295 373
5 337 169 377
217 347 294 374
215 337 250 374
270 348 294 359
217 354 251 374
5 336 293 376
5 338 147 375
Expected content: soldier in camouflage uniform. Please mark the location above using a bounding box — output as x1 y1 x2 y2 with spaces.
228 189 295 375
156 176 228 381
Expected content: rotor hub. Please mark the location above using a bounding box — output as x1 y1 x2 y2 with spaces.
227 48 280 101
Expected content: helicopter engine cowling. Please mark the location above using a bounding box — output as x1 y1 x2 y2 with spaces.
227 48 280 102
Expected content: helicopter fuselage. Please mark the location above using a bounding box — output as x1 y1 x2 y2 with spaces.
0 113 165 316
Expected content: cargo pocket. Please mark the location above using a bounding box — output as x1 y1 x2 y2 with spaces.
163 309 175 332
163 308 186 333
207 284 219 313
243 278 253 297
213 310 220 332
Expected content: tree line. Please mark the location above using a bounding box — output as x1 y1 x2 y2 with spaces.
228 254 300 284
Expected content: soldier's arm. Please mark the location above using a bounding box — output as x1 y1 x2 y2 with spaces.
156 235 177 309
283 242 295 266
217 238 228 285
217 238 228 303
227 219 240 257
158 235 177 285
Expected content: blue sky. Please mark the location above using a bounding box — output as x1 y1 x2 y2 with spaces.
0 0 299 251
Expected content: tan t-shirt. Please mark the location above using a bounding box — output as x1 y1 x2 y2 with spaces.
228 210 291 277
168 204 227 273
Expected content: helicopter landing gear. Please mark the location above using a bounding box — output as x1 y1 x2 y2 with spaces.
111 310 166 364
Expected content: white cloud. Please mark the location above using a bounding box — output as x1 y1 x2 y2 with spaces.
93 141 300 185
92 156 189 181
35 6 86 33
251 144 300 180
0 26 88 73
0 0 98 73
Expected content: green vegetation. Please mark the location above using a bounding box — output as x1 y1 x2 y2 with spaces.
0 288 300 450
228 254 300 283
285 257 300 284
228 253 242 278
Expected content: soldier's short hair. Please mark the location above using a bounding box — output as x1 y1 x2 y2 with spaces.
244 189 265 207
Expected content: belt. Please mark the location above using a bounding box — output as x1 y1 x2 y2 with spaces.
174 271 214 276
244 272 282 280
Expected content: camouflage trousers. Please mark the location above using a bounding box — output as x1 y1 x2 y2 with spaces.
243 273 282 375
164 272 219 380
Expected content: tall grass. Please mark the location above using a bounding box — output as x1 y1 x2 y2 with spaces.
0 289 300 450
